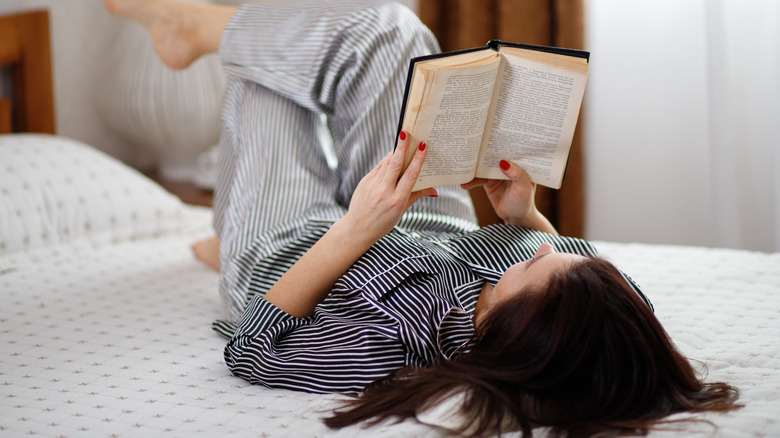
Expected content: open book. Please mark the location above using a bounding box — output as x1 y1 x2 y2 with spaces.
397 40 589 190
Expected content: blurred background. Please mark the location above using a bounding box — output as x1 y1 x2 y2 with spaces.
0 0 776 252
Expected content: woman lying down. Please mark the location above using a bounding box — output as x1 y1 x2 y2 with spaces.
105 0 741 435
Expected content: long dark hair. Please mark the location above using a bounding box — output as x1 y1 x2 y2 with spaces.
323 257 741 436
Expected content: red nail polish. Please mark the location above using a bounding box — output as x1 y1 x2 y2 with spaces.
419 141 426 151
499 159 510 170
399 131 406 141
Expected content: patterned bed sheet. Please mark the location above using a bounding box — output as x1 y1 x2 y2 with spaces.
2 209 778 437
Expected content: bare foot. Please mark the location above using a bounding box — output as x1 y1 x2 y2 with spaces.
192 235 220 272
103 0 229 69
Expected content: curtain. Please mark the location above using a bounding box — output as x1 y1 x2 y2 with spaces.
705 0 780 251
417 0 586 238
584 0 779 252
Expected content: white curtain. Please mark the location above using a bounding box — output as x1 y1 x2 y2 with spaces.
705 0 780 252
584 0 780 252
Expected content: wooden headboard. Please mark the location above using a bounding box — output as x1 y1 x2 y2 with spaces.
0 9 56 134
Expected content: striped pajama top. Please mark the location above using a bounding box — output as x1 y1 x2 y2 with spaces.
215 222 614 394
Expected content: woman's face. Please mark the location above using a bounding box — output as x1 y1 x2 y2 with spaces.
488 243 584 311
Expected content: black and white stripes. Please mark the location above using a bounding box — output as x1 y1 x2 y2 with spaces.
212 1 476 322
217 221 604 394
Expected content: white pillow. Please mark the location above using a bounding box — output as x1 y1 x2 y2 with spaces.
0 134 197 265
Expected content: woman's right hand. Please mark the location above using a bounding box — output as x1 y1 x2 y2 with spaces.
264 132 435 318
342 131 438 245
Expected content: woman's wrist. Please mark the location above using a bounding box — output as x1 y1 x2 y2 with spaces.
332 215 382 254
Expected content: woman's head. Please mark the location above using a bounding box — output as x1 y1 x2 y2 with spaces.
467 254 739 433
325 252 740 437
485 242 585 314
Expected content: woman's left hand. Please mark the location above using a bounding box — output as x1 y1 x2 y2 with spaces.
343 131 437 245
461 160 557 234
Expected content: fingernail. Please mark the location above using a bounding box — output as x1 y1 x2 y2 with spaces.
499 159 510 171
419 141 426 151
399 131 406 141
430 193 438 197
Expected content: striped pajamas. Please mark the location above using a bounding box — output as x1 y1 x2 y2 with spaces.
217 224 602 393
213 0 476 322
210 1 646 393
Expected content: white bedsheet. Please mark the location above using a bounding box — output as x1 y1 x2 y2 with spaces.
2 208 778 437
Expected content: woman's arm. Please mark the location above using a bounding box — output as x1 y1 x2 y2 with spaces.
461 160 558 235
263 133 437 318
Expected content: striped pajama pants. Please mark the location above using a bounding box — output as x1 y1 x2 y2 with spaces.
212 1 478 321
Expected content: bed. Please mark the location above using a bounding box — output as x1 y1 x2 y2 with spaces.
2 9 779 438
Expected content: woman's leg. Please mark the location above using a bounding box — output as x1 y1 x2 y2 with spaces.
212 1 474 320
108 0 478 319
103 0 340 313
105 0 235 269
104 0 478 231
214 1 477 224
214 24 344 319
191 235 220 271
103 0 234 69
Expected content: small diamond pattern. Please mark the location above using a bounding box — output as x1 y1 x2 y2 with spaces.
0 226 440 437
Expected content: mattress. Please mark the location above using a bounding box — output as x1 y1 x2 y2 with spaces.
2 135 779 437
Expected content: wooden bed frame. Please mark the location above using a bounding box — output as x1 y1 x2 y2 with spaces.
0 10 55 135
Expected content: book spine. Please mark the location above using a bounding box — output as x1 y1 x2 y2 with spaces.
490 40 590 61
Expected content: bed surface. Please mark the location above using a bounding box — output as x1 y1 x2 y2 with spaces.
2 215 779 437
1 135 779 437
1 213 360 438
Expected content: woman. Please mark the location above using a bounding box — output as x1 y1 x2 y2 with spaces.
105 0 740 435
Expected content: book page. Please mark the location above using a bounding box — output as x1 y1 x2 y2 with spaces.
475 49 588 189
409 57 501 191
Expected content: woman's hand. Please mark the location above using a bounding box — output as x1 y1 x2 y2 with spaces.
343 131 438 245
263 131 435 318
461 160 557 235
